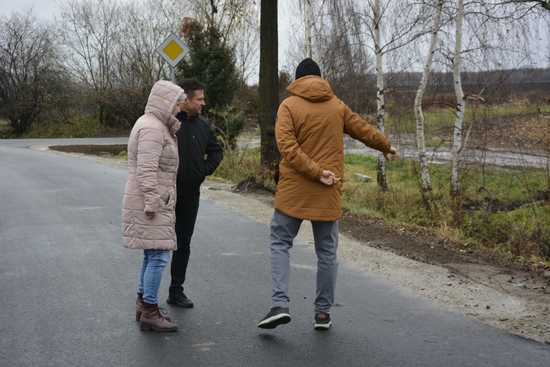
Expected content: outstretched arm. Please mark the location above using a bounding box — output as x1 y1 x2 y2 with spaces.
342 101 392 155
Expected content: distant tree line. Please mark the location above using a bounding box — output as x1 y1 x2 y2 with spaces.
0 0 259 140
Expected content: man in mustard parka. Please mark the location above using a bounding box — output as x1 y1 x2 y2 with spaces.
258 58 397 330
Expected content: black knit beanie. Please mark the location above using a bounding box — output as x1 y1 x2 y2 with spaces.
295 58 321 80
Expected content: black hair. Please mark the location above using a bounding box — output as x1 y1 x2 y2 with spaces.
178 78 205 99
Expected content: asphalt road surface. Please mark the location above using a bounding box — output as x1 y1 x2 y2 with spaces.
1 138 549 367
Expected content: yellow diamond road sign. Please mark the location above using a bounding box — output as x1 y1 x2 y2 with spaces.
157 34 189 67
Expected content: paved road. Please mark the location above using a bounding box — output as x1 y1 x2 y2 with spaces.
1 138 549 367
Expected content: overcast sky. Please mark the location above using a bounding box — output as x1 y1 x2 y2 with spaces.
1 0 548 74
0 0 59 19
0 0 297 74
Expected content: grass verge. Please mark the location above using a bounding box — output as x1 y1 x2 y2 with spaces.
213 148 550 269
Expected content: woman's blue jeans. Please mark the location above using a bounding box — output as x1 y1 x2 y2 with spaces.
137 250 171 304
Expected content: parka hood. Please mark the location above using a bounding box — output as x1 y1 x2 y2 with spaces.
287 75 334 103
144 80 186 135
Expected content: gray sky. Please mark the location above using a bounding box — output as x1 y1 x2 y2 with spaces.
0 0 59 19
0 0 292 49
0 0 294 74
1 0 547 73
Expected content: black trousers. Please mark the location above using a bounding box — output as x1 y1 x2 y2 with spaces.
170 189 200 292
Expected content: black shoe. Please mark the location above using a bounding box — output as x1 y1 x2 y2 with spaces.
257 307 291 329
314 312 332 330
167 291 194 308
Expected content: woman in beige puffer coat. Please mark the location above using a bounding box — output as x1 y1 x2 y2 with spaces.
122 80 185 332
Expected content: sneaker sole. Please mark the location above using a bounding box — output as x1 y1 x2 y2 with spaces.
314 321 332 330
257 313 291 329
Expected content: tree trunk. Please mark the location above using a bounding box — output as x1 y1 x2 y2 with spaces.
259 0 280 173
373 0 388 191
303 0 313 58
450 0 465 198
414 0 444 193
545 112 550 192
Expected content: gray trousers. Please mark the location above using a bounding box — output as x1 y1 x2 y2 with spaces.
270 209 339 313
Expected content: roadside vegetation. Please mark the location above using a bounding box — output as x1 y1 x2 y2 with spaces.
210 147 550 269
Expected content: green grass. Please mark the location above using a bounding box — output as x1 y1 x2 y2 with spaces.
342 154 550 262
342 154 548 212
212 147 262 183
212 148 550 265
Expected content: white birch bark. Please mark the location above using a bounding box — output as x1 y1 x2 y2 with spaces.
450 0 465 197
373 0 388 191
414 0 444 193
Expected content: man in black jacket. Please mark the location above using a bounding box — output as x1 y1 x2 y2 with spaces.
167 79 224 308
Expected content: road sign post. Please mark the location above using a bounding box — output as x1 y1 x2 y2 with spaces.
156 33 190 82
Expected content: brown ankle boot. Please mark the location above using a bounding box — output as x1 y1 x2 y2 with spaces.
136 294 144 321
136 294 172 322
140 303 177 332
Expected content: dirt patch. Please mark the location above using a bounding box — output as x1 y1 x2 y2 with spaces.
233 176 275 194
340 212 483 266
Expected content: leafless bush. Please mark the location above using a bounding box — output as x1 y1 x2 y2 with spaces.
0 12 60 134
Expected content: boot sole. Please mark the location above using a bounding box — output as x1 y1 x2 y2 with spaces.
257 313 291 329
140 322 178 332
136 310 172 322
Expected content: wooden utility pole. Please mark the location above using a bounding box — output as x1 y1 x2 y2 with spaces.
259 0 280 173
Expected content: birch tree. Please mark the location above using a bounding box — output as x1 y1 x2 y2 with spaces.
372 0 389 190
444 0 540 198
361 0 431 191
450 0 466 197
414 0 445 194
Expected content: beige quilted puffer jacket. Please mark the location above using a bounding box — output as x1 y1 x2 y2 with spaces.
122 80 186 250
